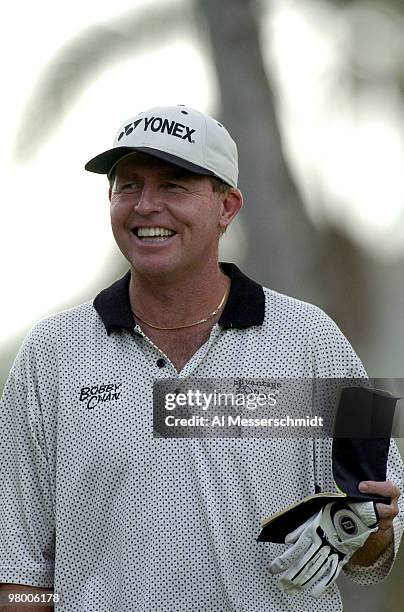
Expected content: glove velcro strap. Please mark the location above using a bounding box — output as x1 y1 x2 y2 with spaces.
349 501 378 528
326 502 378 555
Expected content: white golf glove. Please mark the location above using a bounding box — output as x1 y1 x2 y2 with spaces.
269 501 378 598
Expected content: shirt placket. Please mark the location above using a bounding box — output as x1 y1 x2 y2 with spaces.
132 323 224 381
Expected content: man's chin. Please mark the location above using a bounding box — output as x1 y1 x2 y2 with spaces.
129 257 184 280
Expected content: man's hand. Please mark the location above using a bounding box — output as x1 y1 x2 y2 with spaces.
269 500 378 598
348 480 401 567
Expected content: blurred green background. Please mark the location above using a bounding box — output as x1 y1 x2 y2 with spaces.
1 0 403 609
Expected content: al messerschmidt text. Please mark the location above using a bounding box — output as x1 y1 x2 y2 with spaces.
165 415 324 427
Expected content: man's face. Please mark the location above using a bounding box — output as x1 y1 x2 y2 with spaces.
109 153 238 279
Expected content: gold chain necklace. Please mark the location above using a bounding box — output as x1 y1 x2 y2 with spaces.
132 285 229 330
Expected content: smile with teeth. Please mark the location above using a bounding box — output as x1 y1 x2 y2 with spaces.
135 226 177 242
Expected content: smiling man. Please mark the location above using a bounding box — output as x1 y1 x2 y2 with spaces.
104 148 240 372
0 105 403 611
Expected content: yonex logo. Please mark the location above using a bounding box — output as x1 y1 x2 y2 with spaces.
79 382 122 409
117 116 196 143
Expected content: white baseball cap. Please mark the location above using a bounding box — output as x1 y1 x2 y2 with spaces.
85 105 238 187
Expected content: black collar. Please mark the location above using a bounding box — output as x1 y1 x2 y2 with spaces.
93 262 265 335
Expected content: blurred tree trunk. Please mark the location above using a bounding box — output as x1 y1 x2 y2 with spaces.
197 0 374 356
320 228 370 345
198 0 323 301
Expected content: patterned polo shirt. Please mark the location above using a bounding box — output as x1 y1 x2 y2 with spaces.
1 263 403 611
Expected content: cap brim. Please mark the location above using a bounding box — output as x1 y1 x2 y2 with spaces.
85 146 216 179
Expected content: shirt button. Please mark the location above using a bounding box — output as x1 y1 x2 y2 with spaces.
156 358 166 368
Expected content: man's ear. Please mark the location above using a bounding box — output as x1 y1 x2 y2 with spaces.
108 186 112 202
218 188 243 233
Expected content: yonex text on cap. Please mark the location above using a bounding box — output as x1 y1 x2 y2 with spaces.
84 105 239 187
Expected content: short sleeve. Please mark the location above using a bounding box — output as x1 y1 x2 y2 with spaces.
342 438 404 584
0 329 55 587
309 309 404 583
309 306 367 379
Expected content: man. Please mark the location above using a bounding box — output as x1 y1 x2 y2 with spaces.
0 105 402 611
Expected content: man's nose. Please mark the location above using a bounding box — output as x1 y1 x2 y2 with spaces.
134 184 164 214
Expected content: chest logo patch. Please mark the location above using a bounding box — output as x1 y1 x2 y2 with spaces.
79 382 122 409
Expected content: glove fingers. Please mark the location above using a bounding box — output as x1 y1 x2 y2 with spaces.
279 544 331 592
310 555 341 598
285 514 317 544
269 534 312 574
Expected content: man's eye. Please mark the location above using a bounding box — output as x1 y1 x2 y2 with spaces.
120 183 142 193
164 182 187 192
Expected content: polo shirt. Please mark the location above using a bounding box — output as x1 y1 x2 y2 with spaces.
1 263 403 611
